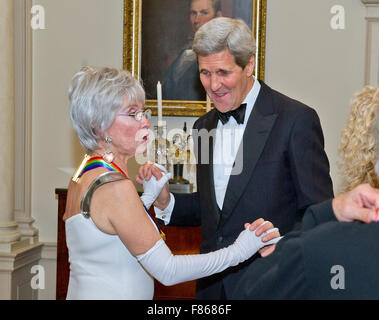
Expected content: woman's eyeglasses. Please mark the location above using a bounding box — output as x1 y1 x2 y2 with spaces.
117 109 152 121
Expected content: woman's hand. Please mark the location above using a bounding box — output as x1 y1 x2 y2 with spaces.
136 161 164 184
137 162 172 210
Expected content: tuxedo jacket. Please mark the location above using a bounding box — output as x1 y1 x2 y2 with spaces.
170 81 334 299
231 199 379 299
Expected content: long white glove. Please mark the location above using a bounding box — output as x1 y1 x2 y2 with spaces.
136 224 282 286
140 163 172 210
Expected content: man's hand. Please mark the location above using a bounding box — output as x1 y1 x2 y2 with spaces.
332 183 379 223
245 219 281 258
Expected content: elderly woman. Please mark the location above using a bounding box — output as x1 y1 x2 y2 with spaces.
339 86 379 192
63 66 280 300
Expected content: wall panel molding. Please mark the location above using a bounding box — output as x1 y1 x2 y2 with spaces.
362 0 379 85
13 0 38 242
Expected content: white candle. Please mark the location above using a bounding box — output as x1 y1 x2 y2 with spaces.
157 81 163 126
206 95 211 112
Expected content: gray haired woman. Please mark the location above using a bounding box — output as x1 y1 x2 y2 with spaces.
64 66 281 299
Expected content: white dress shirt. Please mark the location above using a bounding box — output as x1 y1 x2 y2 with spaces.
213 79 261 210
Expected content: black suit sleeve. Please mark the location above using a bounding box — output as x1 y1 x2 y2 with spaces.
168 192 202 227
230 201 336 300
288 107 334 226
232 205 379 299
301 199 337 231
230 231 308 299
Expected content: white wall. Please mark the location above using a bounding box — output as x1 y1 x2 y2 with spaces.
32 0 124 243
32 0 199 243
265 0 366 194
31 0 367 252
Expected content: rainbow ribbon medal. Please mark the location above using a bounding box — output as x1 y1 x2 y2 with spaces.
72 155 166 240
71 155 128 182
78 156 128 178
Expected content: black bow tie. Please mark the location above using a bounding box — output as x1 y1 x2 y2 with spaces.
216 103 247 125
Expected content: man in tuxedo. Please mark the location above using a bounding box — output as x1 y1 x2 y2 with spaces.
139 17 334 299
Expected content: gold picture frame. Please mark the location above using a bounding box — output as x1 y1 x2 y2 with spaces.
123 0 267 117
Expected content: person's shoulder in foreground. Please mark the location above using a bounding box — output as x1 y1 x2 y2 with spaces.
230 184 379 300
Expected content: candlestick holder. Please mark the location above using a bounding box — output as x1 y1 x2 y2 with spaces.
167 123 193 194
153 125 169 169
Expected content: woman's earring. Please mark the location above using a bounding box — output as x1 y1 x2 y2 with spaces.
101 136 115 163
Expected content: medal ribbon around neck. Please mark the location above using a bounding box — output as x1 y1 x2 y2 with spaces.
72 155 166 240
78 156 128 179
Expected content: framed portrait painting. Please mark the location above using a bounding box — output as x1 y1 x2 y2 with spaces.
123 0 267 116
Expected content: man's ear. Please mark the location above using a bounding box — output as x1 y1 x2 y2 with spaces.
216 11 223 17
245 55 255 77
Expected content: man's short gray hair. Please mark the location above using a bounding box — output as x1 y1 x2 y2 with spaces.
192 17 256 68
68 66 145 153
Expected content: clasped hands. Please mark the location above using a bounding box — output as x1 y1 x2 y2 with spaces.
136 162 281 258
138 162 172 210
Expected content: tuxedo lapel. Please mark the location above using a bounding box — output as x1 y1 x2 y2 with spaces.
220 83 278 224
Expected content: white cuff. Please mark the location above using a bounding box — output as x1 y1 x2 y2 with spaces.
154 193 175 225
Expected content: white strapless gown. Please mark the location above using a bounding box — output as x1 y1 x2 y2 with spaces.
65 214 154 300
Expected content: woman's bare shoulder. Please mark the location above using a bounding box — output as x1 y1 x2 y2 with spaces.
90 177 161 254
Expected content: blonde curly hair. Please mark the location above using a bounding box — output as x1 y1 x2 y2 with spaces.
338 86 379 192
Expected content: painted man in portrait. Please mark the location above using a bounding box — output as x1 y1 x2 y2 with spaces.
162 0 222 101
